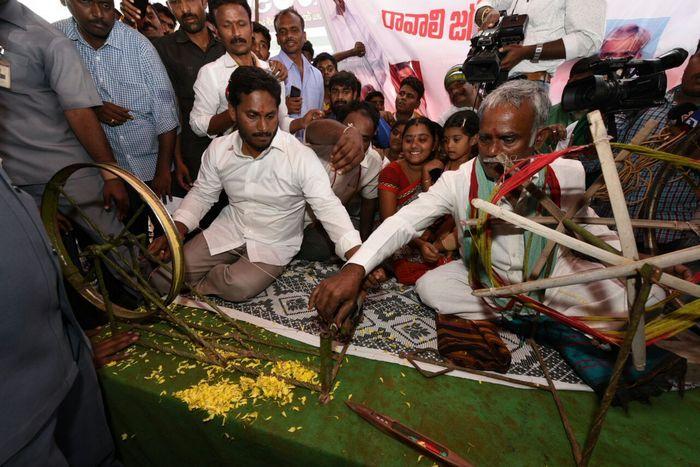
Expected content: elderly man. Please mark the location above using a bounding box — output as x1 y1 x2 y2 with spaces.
437 64 481 125
150 66 361 302
310 80 665 329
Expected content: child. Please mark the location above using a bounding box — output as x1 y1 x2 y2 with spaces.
422 110 479 191
422 110 479 258
378 117 445 284
378 120 407 166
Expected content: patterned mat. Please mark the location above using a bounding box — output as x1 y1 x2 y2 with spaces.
180 259 590 391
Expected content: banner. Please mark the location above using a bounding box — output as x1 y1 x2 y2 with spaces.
318 0 700 120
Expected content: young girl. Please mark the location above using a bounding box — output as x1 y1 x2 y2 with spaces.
422 110 480 257
422 110 479 191
378 117 444 284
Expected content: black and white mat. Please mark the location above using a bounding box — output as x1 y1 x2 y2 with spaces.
179 259 590 391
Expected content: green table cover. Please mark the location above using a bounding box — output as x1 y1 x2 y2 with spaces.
98 308 700 466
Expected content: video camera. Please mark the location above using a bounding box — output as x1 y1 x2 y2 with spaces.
561 48 688 113
462 12 528 86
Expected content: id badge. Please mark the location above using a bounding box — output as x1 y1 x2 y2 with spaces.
0 46 10 89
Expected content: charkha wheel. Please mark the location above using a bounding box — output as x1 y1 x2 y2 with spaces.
40 162 185 320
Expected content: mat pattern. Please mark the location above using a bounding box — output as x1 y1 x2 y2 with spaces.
202 259 588 390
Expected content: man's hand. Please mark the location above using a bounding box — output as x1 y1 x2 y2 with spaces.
287 96 303 115
331 125 364 174
86 328 139 369
499 44 535 71
363 267 387 290
97 101 133 127
309 263 365 327
151 167 172 203
419 240 442 263
175 158 193 191
353 42 366 57
119 0 141 23
148 221 188 261
103 179 129 220
299 109 324 130
269 60 288 82
481 8 501 29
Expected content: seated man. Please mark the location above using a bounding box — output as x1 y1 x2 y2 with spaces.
150 66 361 302
437 64 481 125
310 80 665 329
299 101 383 260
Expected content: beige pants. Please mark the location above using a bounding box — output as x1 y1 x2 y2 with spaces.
151 233 285 302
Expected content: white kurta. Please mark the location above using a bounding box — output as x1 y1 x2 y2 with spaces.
349 158 664 328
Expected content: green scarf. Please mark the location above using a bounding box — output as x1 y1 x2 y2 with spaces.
462 159 558 310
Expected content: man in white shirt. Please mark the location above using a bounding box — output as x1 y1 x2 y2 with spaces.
309 80 665 328
299 101 383 260
150 66 361 302
475 0 605 81
437 65 480 126
189 0 319 139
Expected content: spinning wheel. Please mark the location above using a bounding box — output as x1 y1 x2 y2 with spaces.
40 163 349 402
40 162 185 320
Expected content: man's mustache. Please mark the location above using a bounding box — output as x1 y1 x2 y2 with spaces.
252 132 273 138
180 13 198 22
89 20 109 29
230 37 247 44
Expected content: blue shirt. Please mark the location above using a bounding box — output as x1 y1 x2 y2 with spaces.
54 19 179 181
271 50 324 119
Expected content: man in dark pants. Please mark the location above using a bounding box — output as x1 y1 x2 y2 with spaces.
0 163 127 465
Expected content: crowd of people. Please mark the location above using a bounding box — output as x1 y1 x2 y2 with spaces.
1 0 698 463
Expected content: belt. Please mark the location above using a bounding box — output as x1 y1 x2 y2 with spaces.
510 71 552 83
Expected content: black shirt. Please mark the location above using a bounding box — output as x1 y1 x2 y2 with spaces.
153 30 225 175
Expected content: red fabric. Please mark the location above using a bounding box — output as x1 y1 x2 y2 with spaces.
378 161 421 207
393 258 436 285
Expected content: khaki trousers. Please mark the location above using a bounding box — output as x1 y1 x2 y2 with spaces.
152 232 284 302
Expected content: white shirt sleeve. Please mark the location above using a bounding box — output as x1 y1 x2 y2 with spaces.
348 172 457 274
277 81 292 132
172 144 224 231
295 146 361 259
476 0 513 12
562 0 606 60
189 65 220 139
360 150 382 200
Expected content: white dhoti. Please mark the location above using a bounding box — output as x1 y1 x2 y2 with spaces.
415 255 667 330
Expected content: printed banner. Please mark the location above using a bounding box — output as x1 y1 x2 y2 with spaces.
317 0 700 119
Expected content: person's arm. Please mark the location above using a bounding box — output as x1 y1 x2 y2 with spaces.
305 119 364 173
63 108 118 165
333 41 365 63
141 39 179 198
46 34 130 217
296 146 361 260
190 66 232 137
309 172 457 324
497 0 606 70
359 197 377 241
152 129 176 200
172 144 224 230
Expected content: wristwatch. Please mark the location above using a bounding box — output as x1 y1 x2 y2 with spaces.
531 43 544 63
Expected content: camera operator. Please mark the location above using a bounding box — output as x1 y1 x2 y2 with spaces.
585 41 700 254
475 0 606 83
